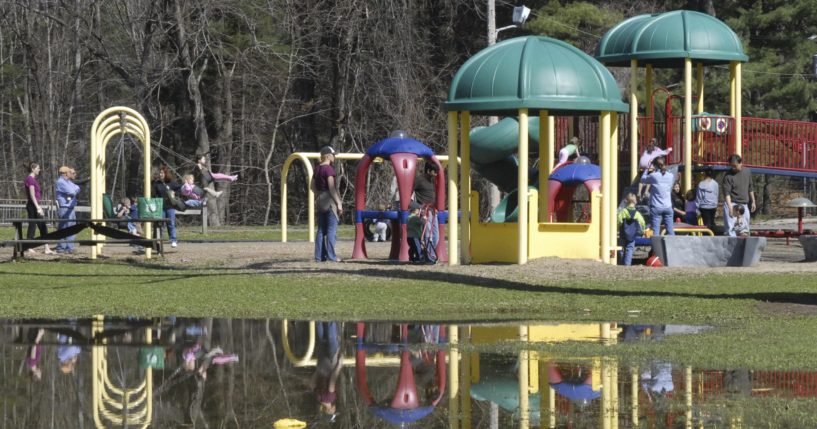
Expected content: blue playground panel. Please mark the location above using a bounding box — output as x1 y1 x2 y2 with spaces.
356 210 453 225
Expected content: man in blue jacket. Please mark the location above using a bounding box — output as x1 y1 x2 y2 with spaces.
55 166 81 253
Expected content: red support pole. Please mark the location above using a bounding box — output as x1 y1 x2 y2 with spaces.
352 156 374 260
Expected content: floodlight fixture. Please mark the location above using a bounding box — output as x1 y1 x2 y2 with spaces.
512 6 531 26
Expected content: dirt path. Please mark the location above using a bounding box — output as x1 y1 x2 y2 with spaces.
7 236 816 283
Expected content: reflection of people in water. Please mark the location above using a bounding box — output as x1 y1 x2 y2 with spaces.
312 321 343 417
26 328 45 380
547 361 601 404
182 342 239 380
57 333 82 374
641 362 674 396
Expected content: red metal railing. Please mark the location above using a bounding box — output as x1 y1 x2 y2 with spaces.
741 117 817 172
550 115 817 175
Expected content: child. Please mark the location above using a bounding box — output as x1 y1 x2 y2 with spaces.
373 204 389 242
181 174 221 207
731 204 750 237
407 205 425 262
553 137 581 171
128 197 145 253
617 192 646 266
182 342 239 381
115 197 133 229
684 189 698 225
194 153 238 186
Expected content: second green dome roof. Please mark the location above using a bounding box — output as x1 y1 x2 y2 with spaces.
596 10 748 67
446 36 628 115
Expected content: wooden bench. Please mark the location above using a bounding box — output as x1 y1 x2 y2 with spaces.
3 218 169 260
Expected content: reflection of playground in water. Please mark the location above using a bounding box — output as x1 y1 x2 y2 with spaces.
2 317 817 428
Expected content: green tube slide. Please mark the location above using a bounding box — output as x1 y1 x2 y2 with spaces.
469 116 542 222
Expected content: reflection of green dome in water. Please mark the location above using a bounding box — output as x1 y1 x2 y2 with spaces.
596 10 748 67
446 36 628 115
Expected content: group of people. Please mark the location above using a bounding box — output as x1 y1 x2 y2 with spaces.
20 153 237 254
22 162 82 255
312 145 441 264
151 154 237 248
618 139 756 265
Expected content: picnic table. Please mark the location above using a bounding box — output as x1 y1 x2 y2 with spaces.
3 218 168 260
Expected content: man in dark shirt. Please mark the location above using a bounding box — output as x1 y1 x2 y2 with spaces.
722 154 756 236
413 163 439 263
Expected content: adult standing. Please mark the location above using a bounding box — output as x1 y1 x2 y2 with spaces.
696 167 719 231
642 156 676 236
638 138 673 199
722 154 756 236
413 163 439 263
152 165 182 248
23 162 54 255
312 146 343 262
54 166 81 254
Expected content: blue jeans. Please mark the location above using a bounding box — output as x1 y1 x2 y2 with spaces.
185 199 202 208
56 206 76 251
163 208 177 241
315 210 338 262
316 322 339 358
422 209 439 262
620 239 636 266
650 207 675 236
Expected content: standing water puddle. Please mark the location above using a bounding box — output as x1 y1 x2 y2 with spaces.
0 317 812 428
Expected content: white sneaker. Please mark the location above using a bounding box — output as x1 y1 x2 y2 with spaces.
171 241 178 248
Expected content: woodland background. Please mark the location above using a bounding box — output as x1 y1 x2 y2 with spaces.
1 0 816 226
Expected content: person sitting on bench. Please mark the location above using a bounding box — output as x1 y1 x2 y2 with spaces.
181 174 221 208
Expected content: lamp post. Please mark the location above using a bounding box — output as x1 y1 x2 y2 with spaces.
485 3 531 213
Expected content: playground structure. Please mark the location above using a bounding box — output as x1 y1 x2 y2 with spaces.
351 135 448 262
355 323 448 425
279 152 458 243
89 107 153 259
444 10 817 266
445 36 628 265
448 323 623 429
90 315 155 429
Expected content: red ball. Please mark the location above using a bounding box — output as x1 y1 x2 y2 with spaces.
646 255 663 267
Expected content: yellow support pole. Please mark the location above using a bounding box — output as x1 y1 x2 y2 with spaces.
610 112 619 265
448 112 460 266
684 59 693 192
685 366 693 429
734 61 742 157
611 359 619 429
517 109 529 265
645 64 653 141
630 60 639 182
448 325 460 429
600 112 611 264
631 366 639 427
459 326 472 429
518 325 529 429
697 63 705 161
696 63 705 114
729 62 736 119
602 358 612 429
539 110 550 222
539 359 556 428
460 112 471 264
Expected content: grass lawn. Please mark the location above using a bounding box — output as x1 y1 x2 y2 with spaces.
2 256 817 370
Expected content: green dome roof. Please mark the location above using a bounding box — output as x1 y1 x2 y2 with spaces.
596 10 748 67
446 36 628 115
